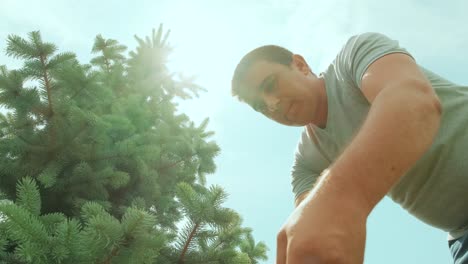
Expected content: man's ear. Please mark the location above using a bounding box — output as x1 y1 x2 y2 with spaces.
291 54 311 75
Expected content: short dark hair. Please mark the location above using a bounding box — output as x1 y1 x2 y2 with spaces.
231 45 293 104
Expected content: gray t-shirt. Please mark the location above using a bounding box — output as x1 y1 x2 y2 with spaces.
291 32 468 240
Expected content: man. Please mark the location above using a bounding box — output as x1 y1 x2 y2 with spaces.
231 32 468 263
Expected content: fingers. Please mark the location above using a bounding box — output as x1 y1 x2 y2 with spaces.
276 230 287 264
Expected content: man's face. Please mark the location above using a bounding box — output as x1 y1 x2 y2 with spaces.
241 55 321 126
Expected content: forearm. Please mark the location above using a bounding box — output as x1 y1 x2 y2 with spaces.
314 83 442 216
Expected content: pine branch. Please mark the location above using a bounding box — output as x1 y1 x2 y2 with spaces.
178 221 200 264
16 177 41 216
84 154 123 163
99 208 153 264
38 54 54 117
104 58 110 73
37 52 58 152
212 237 227 251
0 117 44 139
15 133 46 151
5 35 36 60
63 122 90 146
100 246 120 264
83 140 157 163
69 84 89 101
157 153 197 173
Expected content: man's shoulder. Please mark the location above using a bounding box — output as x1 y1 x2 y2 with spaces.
341 32 392 54
333 31 412 86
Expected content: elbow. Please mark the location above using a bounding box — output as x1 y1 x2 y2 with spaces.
407 80 443 121
383 79 443 120
429 95 443 117
416 86 443 139
414 85 443 147
421 88 443 123
392 80 443 145
417 82 443 117
421 85 442 117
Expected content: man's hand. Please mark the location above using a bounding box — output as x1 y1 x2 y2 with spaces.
277 171 369 264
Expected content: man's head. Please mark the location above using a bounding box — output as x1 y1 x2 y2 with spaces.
231 45 326 127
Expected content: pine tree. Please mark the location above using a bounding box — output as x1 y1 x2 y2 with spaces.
0 177 165 263
0 25 268 263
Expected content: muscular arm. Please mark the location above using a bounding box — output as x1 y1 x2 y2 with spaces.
305 53 442 216
283 54 441 263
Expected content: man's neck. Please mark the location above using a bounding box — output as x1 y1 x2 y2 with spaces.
316 77 328 128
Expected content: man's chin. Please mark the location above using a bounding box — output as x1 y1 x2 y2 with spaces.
283 116 308 127
284 120 309 127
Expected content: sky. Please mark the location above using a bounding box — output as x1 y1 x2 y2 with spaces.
1 0 467 263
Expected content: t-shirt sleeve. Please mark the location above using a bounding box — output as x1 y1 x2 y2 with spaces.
338 32 415 89
291 128 331 200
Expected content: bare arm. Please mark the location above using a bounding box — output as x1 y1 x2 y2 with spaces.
307 53 442 216
278 50 442 264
